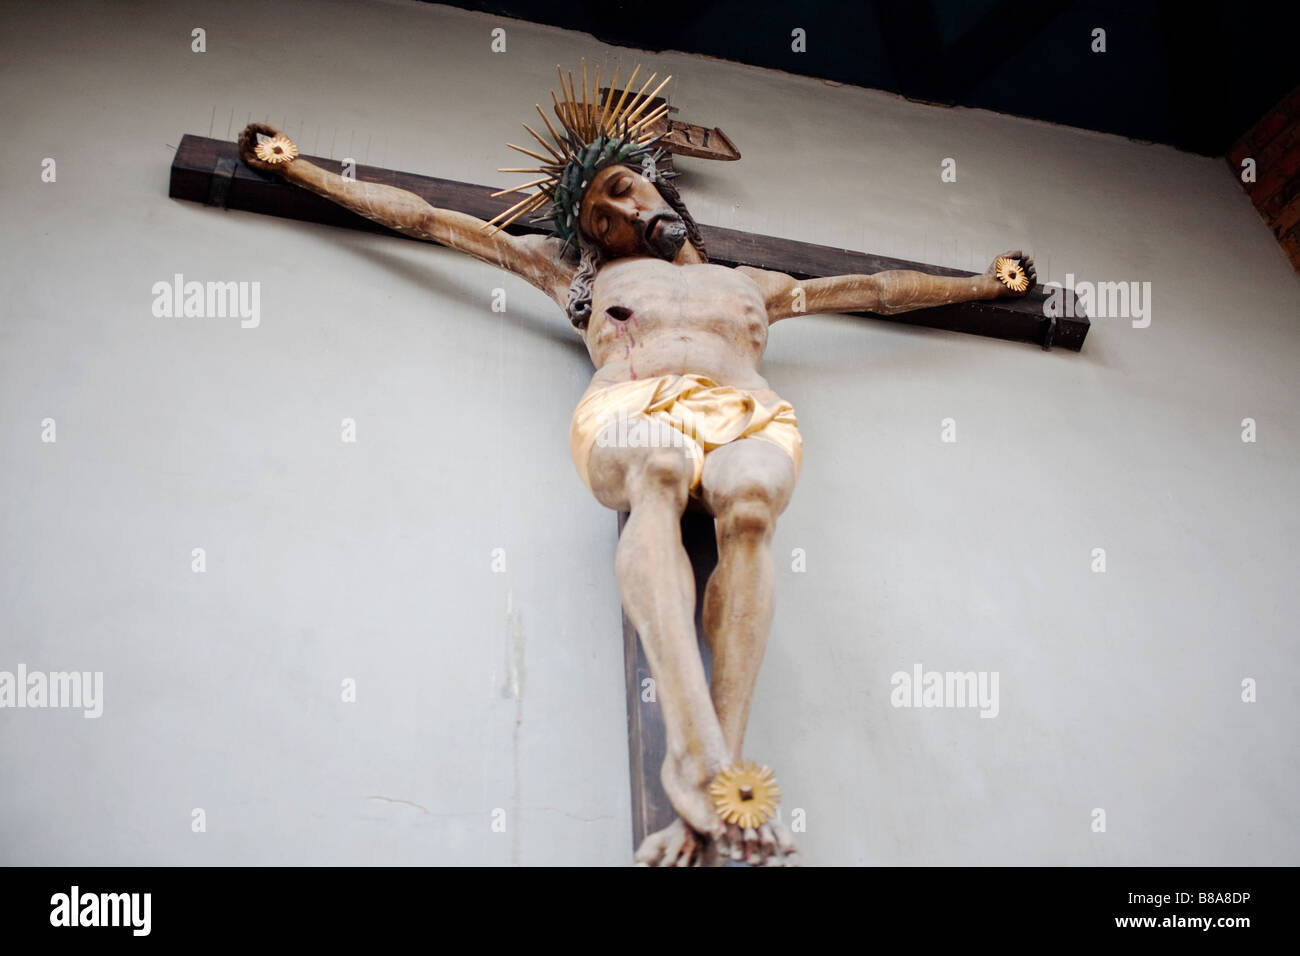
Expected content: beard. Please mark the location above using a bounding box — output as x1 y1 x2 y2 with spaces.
639 211 688 260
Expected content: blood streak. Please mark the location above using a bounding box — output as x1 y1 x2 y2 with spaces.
606 305 639 379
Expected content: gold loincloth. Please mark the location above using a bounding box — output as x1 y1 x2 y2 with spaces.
569 374 803 497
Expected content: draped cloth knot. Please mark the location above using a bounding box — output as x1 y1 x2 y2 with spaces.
570 374 802 497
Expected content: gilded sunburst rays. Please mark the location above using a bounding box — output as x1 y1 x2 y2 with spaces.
994 256 1030 293
253 133 299 165
486 60 674 238
709 761 781 830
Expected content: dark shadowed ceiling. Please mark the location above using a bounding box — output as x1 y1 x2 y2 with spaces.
433 0 1299 155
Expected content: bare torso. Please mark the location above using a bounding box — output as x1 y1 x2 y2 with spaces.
580 258 778 400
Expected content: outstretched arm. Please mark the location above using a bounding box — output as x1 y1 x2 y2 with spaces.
740 252 1036 324
237 123 574 306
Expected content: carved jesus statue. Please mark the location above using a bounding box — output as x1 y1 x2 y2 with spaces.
237 63 1035 867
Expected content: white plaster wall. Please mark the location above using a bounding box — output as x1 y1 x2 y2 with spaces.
1 0 1296 865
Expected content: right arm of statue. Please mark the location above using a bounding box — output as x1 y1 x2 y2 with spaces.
238 124 574 307
738 254 1035 324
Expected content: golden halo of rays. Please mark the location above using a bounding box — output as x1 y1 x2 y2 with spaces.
708 761 781 830
994 256 1030 293
254 133 299 165
485 59 674 233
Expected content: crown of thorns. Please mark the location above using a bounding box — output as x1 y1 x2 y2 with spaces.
486 61 677 253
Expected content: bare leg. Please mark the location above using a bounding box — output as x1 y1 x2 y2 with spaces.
586 441 730 864
699 438 800 865
700 439 796 758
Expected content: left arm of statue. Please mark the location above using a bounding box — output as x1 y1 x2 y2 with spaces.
739 251 1036 323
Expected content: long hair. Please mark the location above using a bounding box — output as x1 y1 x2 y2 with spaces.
564 169 708 330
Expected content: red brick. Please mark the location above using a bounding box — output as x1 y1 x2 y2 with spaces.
1278 232 1300 273
1228 139 1251 171
1271 193 1300 236
1249 110 1288 150
1284 146 1300 178
1250 142 1300 206
1258 120 1300 169
1260 175 1300 220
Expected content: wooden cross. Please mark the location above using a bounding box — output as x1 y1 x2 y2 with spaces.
170 135 1088 349
169 133 1088 854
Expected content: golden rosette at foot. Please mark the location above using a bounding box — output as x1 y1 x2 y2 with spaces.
709 761 781 830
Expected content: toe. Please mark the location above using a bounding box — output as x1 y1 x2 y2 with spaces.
772 821 800 866
727 823 745 861
663 830 689 867
633 839 663 866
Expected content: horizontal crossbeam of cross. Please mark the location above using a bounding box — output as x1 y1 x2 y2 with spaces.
168 135 1087 350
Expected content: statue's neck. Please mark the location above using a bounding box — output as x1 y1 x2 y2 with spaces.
595 241 704 269
672 241 705 266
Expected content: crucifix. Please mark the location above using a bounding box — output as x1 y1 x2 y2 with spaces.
178 62 1084 867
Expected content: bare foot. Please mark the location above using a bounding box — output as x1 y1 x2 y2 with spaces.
630 749 731 866
638 749 801 866
634 818 710 867
717 819 800 867
660 747 725 835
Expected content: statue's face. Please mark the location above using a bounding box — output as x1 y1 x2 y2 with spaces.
578 164 688 260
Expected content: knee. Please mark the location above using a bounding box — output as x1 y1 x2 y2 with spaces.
632 447 693 502
716 480 782 541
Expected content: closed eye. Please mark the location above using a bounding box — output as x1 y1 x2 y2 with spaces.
612 176 631 196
